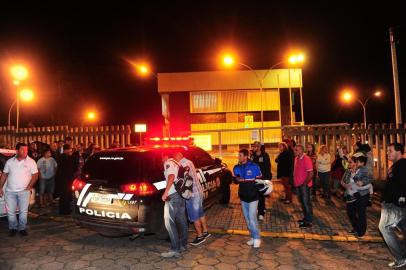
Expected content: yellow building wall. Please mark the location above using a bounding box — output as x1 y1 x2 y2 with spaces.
191 121 282 145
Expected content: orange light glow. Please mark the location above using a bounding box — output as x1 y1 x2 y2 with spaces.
19 88 34 102
222 54 235 66
86 111 96 121
11 65 28 81
341 90 354 103
288 53 305 65
374 91 382 97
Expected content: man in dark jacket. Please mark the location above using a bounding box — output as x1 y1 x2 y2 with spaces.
379 143 406 269
56 144 76 215
251 141 272 221
234 149 262 248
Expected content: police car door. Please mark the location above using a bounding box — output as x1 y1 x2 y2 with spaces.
187 148 222 202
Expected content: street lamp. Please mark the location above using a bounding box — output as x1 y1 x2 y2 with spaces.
221 52 305 142
86 111 97 121
10 65 29 130
132 62 157 78
10 65 28 81
340 89 383 127
8 88 34 128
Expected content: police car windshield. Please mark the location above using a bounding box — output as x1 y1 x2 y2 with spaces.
82 151 164 184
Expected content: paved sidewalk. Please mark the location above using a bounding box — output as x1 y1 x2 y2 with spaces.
0 218 392 270
206 181 383 242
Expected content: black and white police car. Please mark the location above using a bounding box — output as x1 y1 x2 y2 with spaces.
72 137 231 237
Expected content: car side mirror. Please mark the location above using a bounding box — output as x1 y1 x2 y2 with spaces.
214 158 222 166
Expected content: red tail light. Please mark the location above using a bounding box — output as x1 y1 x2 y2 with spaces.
120 182 157 196
72 179 86 191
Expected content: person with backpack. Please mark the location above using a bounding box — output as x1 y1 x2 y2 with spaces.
233 149 262 248
174 151 211 246
160 152 188 258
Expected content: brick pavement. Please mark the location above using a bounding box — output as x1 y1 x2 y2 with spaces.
206 181 383 242
0 218 393 270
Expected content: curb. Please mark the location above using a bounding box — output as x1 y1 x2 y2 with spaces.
209 228 384 243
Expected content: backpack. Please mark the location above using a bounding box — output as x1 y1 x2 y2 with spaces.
174 161 194 200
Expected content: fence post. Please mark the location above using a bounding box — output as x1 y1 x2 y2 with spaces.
375 124 382 180
104 126 110 149
126 125 131 146
382 123 388 178
120 125 125 147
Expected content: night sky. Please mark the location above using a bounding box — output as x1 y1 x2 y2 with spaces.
0 2 404 133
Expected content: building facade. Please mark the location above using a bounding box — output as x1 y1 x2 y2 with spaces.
158 69 303 147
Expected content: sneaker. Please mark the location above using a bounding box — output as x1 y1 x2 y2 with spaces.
253 239 261 248
297 219 305 224
246 238 254 246
284 200 291 204
299 222 312 228
258 215 264 221
179 246 187 253
348 230 357 235
161 250 181 258
19 230 28 236
202 231 211 239
9 229 17 237
190 236 206 246
389 259 406 269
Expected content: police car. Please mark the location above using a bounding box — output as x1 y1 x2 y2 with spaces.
72 137 231 237
0 148 36 217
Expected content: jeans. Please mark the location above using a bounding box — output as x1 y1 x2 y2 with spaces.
379 202 406 260
347 194 369 236
5 190 31 230
311 174 318 195
241 200 260 239
297 185 313 223
318 172 331 197
186 193 204 222
164 192 188 252
281 177 292 201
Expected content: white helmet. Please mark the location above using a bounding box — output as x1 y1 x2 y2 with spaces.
255 180 273 196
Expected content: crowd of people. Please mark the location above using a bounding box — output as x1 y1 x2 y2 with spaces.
1 135 405 268
0 137 121 236
232 138 404 259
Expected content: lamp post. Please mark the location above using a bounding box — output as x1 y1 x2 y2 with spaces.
341 90 382 127
8 88 34 129
222 53 305 143
10 65 29 130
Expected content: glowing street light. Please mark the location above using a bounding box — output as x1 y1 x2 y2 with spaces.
10 65 29 81
288 53 306 65
341 90 354 103
20 88 34 102
86 111 96 121
340 88 383 127
222 54 235 67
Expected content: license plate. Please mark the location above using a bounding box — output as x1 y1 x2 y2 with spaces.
91 194 112 205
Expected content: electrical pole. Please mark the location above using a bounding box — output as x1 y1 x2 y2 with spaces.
389 27 402 127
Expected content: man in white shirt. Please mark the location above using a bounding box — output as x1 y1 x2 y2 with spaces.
174 151 210 246
0 143 38 236
161 152 188 258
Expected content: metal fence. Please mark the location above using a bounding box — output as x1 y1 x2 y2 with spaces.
283 123 406 180
0 125 132 149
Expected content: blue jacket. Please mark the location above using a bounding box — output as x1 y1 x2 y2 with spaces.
233 161 262 202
